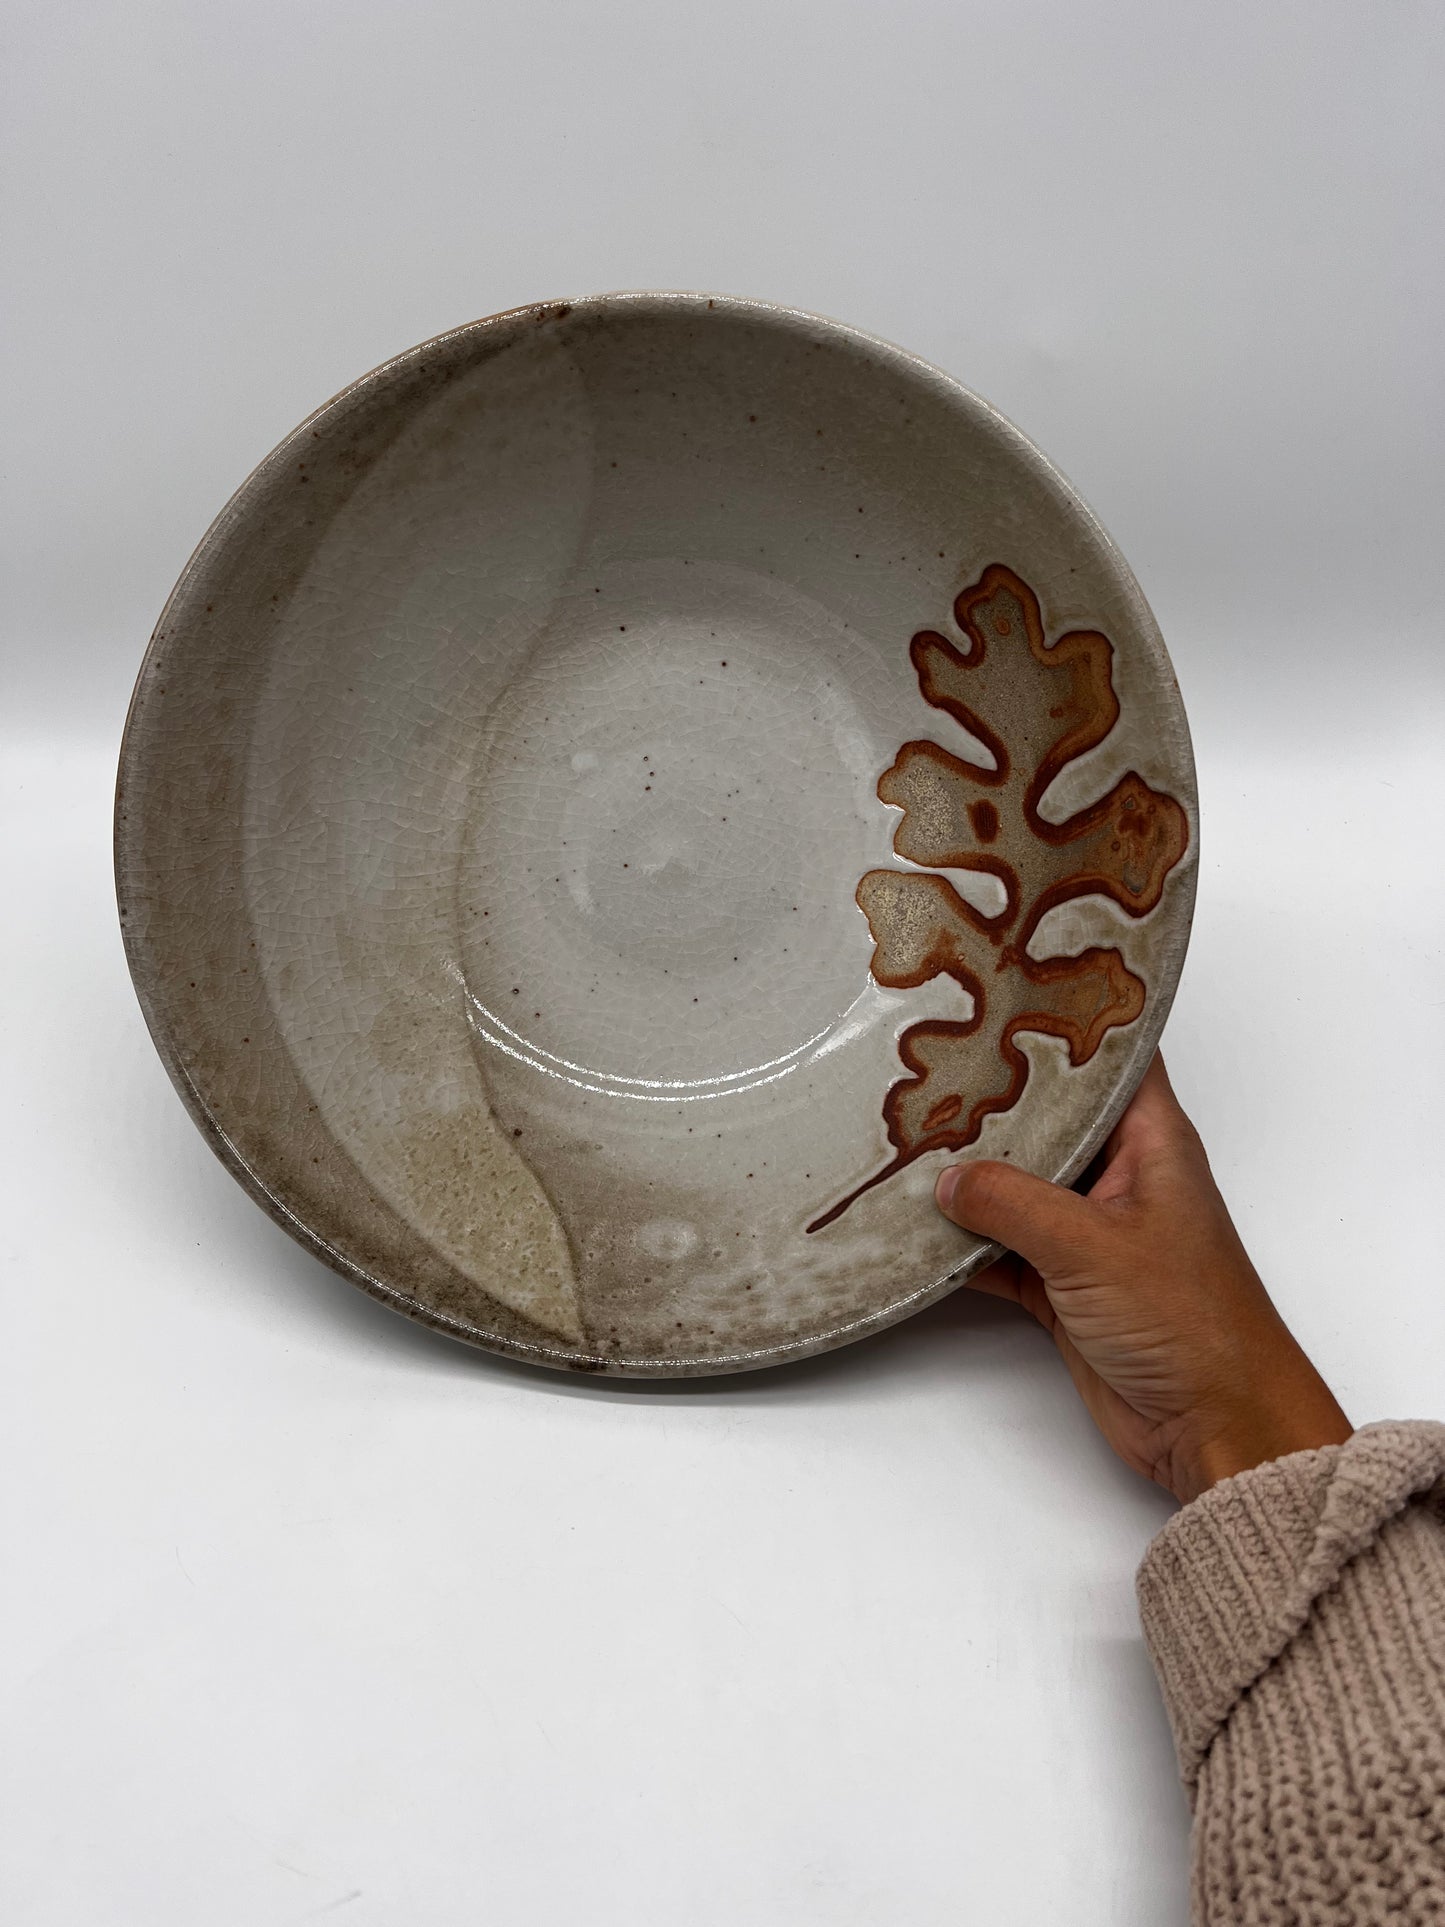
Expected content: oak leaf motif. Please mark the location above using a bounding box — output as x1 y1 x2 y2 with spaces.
807 564 1187 1234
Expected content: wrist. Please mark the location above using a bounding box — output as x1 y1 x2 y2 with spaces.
1190 1403 1352 1496
1173 1349 1352 1502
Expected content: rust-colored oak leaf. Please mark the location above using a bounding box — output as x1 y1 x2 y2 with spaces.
882 565 1188 953
807 563 1187 1234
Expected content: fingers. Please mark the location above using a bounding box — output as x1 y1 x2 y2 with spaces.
935 1158 1095 1279
959 1253 1025 1303
1102 1051 1198 1160
953 1251 1059 1336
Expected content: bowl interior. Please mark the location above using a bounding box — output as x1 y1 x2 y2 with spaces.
117 295 1196 1373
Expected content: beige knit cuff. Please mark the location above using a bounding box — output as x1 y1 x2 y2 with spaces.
1135 1419 1445 1792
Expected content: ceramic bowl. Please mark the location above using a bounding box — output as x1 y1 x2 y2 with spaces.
116 293 1197 1375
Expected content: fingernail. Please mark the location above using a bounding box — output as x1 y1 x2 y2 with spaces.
934 1165 961 1214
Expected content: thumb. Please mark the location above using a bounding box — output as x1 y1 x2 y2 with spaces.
935 1159 1094 1278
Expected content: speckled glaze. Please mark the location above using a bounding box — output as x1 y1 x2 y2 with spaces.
116 293 1197 1375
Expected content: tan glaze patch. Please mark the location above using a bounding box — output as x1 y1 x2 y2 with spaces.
808 563 1188 1233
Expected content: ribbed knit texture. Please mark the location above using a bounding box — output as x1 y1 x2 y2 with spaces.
1137 1421 1445 1923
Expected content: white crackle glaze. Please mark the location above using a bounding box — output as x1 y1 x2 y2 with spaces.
116 293 1197 1375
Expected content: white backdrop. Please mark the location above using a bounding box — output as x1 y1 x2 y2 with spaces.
3 4 1442 1923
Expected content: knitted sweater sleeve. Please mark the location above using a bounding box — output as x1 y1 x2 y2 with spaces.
1136 1421 1445 1924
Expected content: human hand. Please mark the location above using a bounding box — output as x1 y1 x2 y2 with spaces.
934 1054 1352 1503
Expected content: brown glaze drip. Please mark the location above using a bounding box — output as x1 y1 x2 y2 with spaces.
968 799 999 843
807 563 1188 1234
